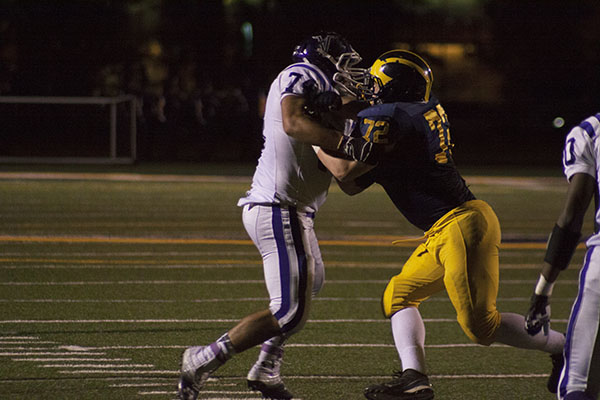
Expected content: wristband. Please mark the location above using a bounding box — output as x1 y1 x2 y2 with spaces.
534 274 555 296
544 224 580 270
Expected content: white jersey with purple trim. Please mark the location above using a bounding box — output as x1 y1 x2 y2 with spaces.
237 63 337 213
558 112 600 399
562 112 600 246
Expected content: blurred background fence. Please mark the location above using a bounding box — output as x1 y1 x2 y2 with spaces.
1 0 598 166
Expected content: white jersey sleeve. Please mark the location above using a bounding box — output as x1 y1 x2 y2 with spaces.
562 113 600 181
237 63 336 213
563 113 600 245
278 63 337 100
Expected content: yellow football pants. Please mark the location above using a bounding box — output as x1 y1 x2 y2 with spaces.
382 199 502 345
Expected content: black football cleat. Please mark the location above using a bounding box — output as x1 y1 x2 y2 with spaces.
364 369 434 400
547 352 565 394
248 380 293 400
564 391 595 400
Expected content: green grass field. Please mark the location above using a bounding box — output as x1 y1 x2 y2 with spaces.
0 164 589 399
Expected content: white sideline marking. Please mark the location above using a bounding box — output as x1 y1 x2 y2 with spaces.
41 363 154 368
0 342 553 353
0 347 59 351
72 372 551 380
0 262 546 270
58 370 175 375
138 393 262 400
0 352 106 356
0 341 56 344
47 343 514 351
0 336 39 340
209 373 551 381
0 251 258 257
0 172 252 183
432 373 548 379
0 318 570 324
0 296 576 304
0 279 385 285
58 345 91 352
139 391 261 398
111 382 238 388
0 279 580 286
0 171 564 188
287 343 513 349
13 357 130 362
111 382 176 388
274 374 550 380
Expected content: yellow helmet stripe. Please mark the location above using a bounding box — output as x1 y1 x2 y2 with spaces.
370 50 433 102
396 57 432 102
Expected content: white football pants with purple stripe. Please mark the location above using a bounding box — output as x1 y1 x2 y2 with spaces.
558 245 600 399
242 204 325 336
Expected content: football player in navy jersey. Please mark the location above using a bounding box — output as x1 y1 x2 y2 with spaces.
315 50 567 400
176 32 376 400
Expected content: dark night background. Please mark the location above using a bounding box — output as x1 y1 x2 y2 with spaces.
1 0 599 166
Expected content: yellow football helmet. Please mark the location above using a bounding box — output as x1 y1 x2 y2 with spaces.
367 50 433 103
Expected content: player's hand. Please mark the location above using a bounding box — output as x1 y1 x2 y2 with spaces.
343 119 362 138
302 80 341 116
312 91 341 113
337 136 378 165
525 294 551 336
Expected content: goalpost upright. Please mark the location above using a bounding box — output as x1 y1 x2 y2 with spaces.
0 95 137 164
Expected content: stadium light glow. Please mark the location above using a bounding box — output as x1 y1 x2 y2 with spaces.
553 117 565 129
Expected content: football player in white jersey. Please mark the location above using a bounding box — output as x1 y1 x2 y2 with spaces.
177 32 376 400
525 113 600 400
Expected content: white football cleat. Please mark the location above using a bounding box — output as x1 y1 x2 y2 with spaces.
177 346 221 400
247 359 293 399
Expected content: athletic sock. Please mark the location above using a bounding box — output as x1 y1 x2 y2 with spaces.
191 333 236 371
391 307 427 373
256 336 285 364
215 332 237 361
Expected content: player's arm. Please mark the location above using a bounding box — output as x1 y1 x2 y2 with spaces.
336 177 371 196
282 95 381 164
281 95 343 150
314 145 374 182
542 172 595 281
525 172 594 335
313 145 375 195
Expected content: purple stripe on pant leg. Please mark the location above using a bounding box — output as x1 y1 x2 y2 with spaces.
281 207 308 334
561 247 594 398
272 206 291 321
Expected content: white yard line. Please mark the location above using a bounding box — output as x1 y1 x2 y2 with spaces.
0 351 106 356
0 296 577 304
40 363 155 368
12 357 131 362
0 262 549 270
0 318 571 324
0 279 382 285
0 336 39 340
0 172 565 189
57 369 174 375
0 279 580 286
0 172 251 183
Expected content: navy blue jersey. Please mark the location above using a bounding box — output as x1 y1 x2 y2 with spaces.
354 96 475 231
